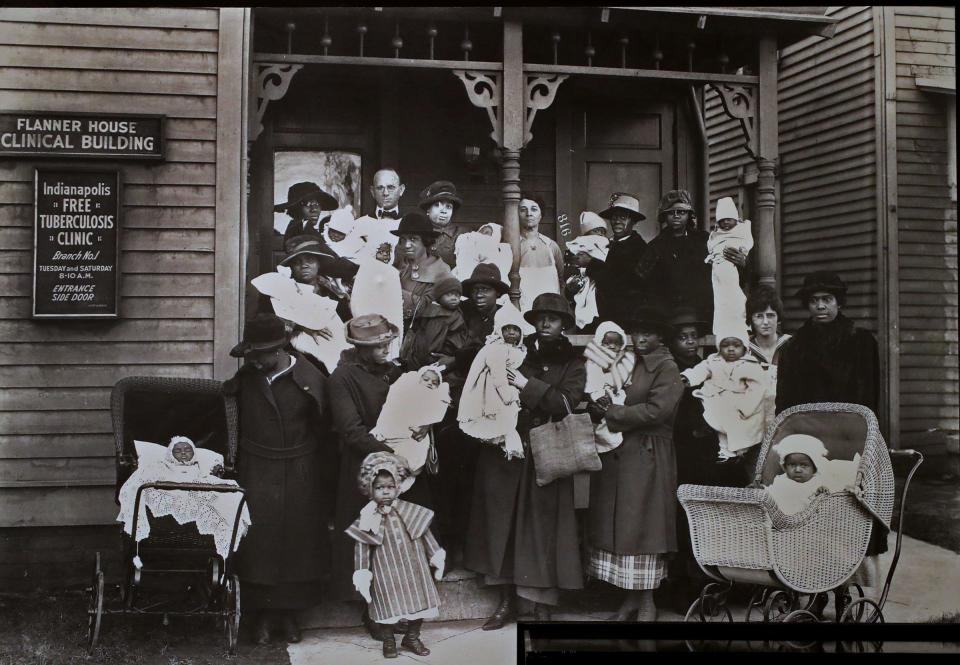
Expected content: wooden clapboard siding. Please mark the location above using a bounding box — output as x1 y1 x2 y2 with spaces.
0 7 226 528
704 86 750 211
893 6 958 446
777 7 879 334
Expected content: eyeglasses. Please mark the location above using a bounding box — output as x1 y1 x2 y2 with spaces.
374 185 399 193
667 210 690 217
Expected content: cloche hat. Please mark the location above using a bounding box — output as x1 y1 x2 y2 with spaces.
461 262 510 296
344 313 400 347
230 313 287 358
418 180 463 210
523 292 576 329
390 211 440 239
794 270 848 304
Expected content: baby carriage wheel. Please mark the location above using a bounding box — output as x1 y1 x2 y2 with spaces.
763 589 798 622
840 597 884 624
86 553 105 654
222 574 241 654
684 582 733 623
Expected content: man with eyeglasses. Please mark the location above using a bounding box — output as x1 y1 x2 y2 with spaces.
354 168 407 240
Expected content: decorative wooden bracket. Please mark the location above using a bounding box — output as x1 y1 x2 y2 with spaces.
253 64 304 142
708 82 757 159
453 70 502 146
524 73 568 147
454 70 568 149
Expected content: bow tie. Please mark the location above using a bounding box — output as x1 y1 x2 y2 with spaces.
377 209 400 220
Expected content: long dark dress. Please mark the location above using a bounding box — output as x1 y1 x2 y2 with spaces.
586 231 656 328
645 229 713 319
775 312 886 557
328 349 434 599
463 334 586 605
225 353 337 610
586 345 684 590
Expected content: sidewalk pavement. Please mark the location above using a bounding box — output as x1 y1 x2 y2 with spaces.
287 532 960 664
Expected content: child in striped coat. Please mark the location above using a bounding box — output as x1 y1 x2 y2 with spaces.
346 452 445 659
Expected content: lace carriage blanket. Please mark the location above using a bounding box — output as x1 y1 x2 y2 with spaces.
116 440 251 560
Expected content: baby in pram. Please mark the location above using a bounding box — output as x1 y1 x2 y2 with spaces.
117 436 251 560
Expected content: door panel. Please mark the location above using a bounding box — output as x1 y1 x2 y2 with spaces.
558 90 677 244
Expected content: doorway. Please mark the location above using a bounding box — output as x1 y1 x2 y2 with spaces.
555 81 698 244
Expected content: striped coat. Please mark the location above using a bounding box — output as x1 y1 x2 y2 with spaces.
346 500 442 623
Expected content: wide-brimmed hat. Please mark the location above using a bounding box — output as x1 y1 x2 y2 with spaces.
623 306 672 338
230 313 287 358
657 189 695 217
598 192 647 221
418 180 463 210
390 211 440 239
279 238 359 279
344 313 399 347
523 292 576 329
668 306 708 335
461 263 510 296
273 181 339 214
794 270 848 303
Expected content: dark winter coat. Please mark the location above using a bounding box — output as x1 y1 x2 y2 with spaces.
464 334 587 593
586 232 657 327
452 300 501 378
645 229 713 319
401 302 469 373
775 313 880 415
672 352 721 486
327 349 401 598
224 353 337 591
588 344 683 554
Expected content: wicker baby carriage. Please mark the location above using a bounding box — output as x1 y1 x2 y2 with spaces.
678 402 923 625
86 376 246 654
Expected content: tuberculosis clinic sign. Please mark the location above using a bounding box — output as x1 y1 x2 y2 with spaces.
0 111 164 160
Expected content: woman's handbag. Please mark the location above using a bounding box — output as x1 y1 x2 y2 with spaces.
529 394 601 487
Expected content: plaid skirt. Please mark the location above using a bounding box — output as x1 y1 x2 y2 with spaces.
586 547 667 591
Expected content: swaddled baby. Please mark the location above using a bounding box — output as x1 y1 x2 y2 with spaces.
583 321 635 451
370 366 452 484
452 223 513 284
351 227 403 359
117 436 251 559
457 302 528 460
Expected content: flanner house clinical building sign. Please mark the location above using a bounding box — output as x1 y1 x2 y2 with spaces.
0 112 164 160
33 169 120 318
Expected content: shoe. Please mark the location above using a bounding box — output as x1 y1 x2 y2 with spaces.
482 595 515 631
282 613 301 643
401 620 430 656
532 603 552 622
392 619 409 635
383 636 398 659
253 614 271 645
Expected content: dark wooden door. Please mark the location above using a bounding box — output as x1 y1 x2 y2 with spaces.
249 66 377 278
557 91 677 244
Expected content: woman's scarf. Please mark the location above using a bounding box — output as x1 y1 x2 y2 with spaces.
583 321 636 392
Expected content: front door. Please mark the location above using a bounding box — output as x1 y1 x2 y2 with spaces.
556 83 680 243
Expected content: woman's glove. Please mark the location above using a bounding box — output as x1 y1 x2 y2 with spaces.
430 548 446 582
353 569 373 604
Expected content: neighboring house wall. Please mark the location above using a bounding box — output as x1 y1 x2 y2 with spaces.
777 6 880 332
892 6 958 447
0 7 245 589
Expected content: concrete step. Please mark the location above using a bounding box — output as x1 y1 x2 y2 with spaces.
299 569 500 629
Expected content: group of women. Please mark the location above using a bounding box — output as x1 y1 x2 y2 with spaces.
227 179 880 642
